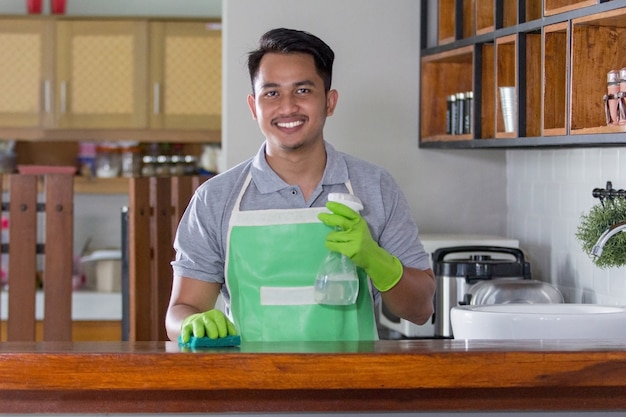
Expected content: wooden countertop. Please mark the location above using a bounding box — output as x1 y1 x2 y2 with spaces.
2 339 626 413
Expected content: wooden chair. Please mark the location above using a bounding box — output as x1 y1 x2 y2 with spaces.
127 175 209 341
0 173 74 342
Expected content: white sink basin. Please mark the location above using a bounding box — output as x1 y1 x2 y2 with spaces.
451 304 626 340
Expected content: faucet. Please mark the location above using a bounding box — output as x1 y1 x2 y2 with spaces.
591 221 626 257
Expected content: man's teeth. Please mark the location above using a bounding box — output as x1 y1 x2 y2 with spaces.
277 121 303 128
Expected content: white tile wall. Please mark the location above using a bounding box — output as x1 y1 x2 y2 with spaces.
507 148 626 305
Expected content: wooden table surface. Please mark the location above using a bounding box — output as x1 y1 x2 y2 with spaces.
2 339 626 413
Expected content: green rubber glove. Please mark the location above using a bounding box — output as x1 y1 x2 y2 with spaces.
318 201 403 292
180 309 238 344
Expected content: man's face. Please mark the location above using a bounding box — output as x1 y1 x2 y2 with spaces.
247 52 338 153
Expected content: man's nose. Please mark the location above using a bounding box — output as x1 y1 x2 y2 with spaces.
278 94 299 113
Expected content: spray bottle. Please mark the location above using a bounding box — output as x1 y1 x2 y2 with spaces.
314 193 363 305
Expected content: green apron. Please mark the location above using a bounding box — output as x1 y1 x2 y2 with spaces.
225 174 378 342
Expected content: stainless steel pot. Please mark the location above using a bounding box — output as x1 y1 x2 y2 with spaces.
433 246 531 338
468 279 563 305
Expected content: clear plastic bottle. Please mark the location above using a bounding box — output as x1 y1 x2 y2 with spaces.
314 193 363 305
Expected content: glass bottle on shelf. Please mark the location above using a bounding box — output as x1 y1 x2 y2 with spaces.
95 143 121 178
120 141 142 177
606 70 620 125
170 155 186 176
141 155 157 176
155 155 171 176
183 155 198 175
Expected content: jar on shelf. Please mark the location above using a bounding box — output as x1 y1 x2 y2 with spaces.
170 155 186 176
200 144 220 174
95 144 122 178
77 142 97 177
120 142 142 177
141 155 157 177
183 155 198 175
155 155 171 176
606 70 620 125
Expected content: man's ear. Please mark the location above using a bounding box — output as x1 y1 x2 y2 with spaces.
247 94 258 120
326 89 338 116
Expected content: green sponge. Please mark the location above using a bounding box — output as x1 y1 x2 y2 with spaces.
178 334 241 348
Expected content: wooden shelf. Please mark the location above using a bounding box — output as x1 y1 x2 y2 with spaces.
74 177 129 194
543 22 569 136
437 0 456 45
545 0 599 16
419 133 626 149
2 175 129 194
495 34 517 137
476 0 495 35
420 46 473 142
419 1 626 149
570 7 626 133
0 128 221 143
3 175 213 195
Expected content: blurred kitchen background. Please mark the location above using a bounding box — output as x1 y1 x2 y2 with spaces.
0 0 625 320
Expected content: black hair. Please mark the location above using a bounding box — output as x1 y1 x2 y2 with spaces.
247 28 335 95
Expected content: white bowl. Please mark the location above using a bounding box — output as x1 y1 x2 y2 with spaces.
451 304 626 340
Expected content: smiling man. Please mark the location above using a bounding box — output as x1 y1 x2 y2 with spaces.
166 28 435 343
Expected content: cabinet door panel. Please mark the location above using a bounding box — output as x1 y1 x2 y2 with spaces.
150 21 221 130
55 20 149 129
0 19 54 128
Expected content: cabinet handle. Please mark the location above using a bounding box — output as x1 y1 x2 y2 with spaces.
60 81 67 113
153 83 160 114
44 80 51 113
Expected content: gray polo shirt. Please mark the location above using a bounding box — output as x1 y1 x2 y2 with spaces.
172 141 430 304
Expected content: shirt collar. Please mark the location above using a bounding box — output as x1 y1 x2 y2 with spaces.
250 141 349 195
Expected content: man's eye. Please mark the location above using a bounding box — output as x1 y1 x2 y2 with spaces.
264 91 278 97
296 88 310 94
